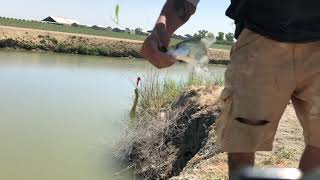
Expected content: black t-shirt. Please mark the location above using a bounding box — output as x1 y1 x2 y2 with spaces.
226 0 320 42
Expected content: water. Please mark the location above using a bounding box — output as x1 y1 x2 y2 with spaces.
0 50 226 180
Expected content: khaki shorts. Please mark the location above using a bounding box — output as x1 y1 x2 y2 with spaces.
216 29 320 152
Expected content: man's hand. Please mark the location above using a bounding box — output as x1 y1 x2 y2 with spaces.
141 0 197 69
142 32 176 69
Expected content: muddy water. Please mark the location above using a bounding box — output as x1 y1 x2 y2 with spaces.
0 50 226 180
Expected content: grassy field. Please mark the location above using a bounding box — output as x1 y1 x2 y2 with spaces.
0 17 147 41
211 43 232 50
0 17 232 50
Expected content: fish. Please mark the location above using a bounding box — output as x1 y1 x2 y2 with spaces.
160 38 215 63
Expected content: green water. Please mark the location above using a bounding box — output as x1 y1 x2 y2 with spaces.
0 50 226 180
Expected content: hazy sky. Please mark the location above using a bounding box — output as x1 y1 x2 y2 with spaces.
1 0 234 35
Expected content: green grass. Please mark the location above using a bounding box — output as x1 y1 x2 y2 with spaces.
211 43 232 50
138 71 223 113
260 147 296 166
0 17 231 50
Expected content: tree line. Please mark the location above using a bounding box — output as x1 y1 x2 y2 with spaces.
192 30 234 45
78 24 235 45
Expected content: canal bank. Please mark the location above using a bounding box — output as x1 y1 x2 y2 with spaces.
0 26 230 65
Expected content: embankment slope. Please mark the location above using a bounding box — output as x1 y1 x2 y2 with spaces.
0 26 230 64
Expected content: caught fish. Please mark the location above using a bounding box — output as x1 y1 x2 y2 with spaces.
160 38 215 63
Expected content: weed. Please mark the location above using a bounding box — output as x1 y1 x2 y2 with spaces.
260 147 296 165
40 39 46 44
48 37 58 44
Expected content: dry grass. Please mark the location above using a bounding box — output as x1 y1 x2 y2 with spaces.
116 106 187 179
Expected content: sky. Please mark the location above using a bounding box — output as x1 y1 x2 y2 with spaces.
1 0 234 36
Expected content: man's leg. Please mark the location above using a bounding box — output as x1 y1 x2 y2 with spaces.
228 153 255 177
215 29 295 178
290 42 320 175
299 146 320 174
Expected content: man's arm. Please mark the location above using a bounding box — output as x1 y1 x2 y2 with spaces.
156 0 197 46
141 0 198 69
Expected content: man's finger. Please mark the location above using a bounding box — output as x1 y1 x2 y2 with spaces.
142 34 177 69
155 51 176 63
150 51 176 69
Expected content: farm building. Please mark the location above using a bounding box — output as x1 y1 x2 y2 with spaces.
42 16 80 25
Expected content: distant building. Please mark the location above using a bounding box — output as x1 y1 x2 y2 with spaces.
42 16 80 25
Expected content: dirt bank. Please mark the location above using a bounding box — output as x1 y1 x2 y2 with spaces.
117 85 304 179
0 26 230 64
172 103 304 180
170 88 304 180
116 86 223 179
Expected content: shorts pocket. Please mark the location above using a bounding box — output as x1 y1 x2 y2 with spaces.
215 87 234 146
230 29 263 57
215 85 276 152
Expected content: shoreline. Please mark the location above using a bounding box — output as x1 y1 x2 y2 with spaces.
0 26 230 65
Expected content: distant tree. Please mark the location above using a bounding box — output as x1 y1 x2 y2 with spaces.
125 27 135 34
125 27 131 33
106 26 112 31
71 23 79 27
135 28 144 35
225 32 235 43
199 30 208 38
207 32 214 39
193 30 208 39
92 25 105 30
112 28 125 33
92 25 99 30
216 32 225 41
135 28 143 32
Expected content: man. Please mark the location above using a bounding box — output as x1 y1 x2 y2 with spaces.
142 0 320 177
